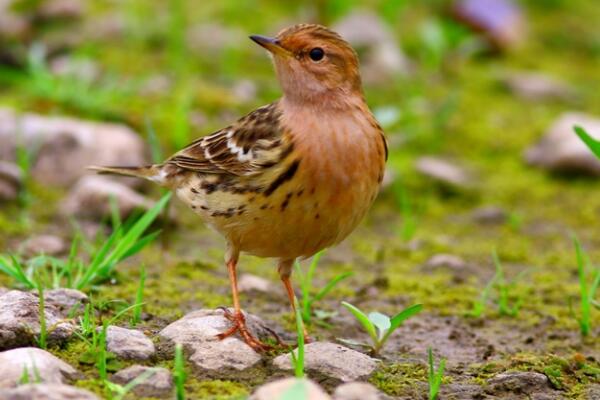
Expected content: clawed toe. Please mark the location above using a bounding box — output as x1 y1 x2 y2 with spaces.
215 307 276 352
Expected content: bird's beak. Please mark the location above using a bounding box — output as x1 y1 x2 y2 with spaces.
250 35 291 57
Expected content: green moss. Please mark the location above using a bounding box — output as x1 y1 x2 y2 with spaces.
184 378 249 400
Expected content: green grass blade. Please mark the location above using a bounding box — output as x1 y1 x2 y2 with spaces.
382 304 423 344
574 126 600 159
312 271 353 302
573 235 591 336
341 301 378 345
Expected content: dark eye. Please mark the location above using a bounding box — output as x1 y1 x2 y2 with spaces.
309 47 324 61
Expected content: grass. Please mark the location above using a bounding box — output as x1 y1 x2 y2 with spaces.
294 250 352 324
36 281 47 349
131 264 146 326
574 125 600 159
105 367 158 400
340 302 423 356
174 343 187 400
289 297 306 378
572 235 600 337
428 348 446 400
0 192 171 290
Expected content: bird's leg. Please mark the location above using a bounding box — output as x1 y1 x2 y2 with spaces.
216 254 273 352
278 259 312 344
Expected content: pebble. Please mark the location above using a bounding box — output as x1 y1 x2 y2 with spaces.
37 288 88 318
472 206 508 224
273 342 378 387
503 72 575 101
159 309 274 379
526 112 600 176
250 377 331 400
415 156 472 188
333 382 385 400
20 235 67 257
111 365 173 398
104 325 155 361
0 347 79 387
0 383 99 400
486 371 551 394
60 176 155 220
238 273 273 294
0 290 76 350
0 161 22 202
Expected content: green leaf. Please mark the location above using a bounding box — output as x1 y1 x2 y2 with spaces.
382 304 423 344
312 271 353 302
574 125 600 159
280 378 308 400
368 312 391 338
341 301 378 345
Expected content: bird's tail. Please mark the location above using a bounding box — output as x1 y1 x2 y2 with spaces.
87 164 164 183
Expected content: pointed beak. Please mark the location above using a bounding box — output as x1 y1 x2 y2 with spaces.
249 35 291 57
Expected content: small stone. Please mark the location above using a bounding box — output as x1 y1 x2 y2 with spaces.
472 206 507 224
187 23 244 55
486 371 550 395
439 383 484 399
0 290 76 350
112 365 172 398
49 56 100 82
238 274 273 294
231 79 257 104
20 235 67 257
273 342 378 387
333 382 385 400
425 254 467 270
38 0 84 20
415 156 472 188
37 288 88 318
503 72 575 101
452 0 526 50
250 377 331 400
104 326 155 361
334 11 411 85
60 176 155 220
0 348 79 387
526 112 600 176
0 383 99 400
0 161 22 201
159 309 274 379
586 384 600 400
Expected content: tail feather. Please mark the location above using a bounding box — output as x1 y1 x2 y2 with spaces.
87 165 162 182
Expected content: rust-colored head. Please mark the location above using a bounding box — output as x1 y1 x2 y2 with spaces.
250 24 362 106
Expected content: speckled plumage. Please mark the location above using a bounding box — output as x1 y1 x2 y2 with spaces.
91 24 387 350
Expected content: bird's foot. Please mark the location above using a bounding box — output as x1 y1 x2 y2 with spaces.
216 307 285 352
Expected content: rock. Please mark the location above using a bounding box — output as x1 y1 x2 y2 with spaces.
20 235 67 257
486 371 551 395
333 382 385 400
452 0 526 50
38 0 84 20
250 377 331 400
273 342 378 386
238 274 273 294
231 80 257 104
111 365 172 398
0 161 22 201
334 11 411 85
104 326 155 361
60 176 154 220
526 112 600 176
37 288 88 318
0 383 98 400
0 288 8 296
0 290 76 350
503 72 575 101
587 385 600 400
0 348 79 387
187 23 245 55
49 56 100 82
422 254 473 283
0 1 30 43
415 156 472 188
472 206 507 224
0 107 146 187
159 309 274 379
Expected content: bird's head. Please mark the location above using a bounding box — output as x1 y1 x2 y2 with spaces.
250 24 362 107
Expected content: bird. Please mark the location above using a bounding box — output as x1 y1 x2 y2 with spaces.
90 24 388 352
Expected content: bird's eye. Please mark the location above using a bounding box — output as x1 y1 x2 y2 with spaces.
308 47 325 62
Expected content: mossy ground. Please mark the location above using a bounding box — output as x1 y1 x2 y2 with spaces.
1 0 599 399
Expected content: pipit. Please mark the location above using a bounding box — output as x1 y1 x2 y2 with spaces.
91 24 387 351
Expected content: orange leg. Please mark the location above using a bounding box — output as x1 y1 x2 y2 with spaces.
279 261 312 343
216 257 273 352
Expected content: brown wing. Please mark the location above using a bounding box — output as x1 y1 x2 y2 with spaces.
167 101 290 176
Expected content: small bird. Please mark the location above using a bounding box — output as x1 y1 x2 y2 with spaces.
90 24 387 351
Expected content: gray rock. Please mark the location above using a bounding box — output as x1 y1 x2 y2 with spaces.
439 383 485 399
0 383 98 400
159 309 273 379
104 325 155 361
422 254 471 283
503 72 575 101
0 1 30 42
486 371 550 395
526 112 600 176
472 206 507 224
587 384 600 400
111 365 172 398
416 156 472 188
0 290 76 350
0 161 22 201
333 382 385 400
0 107 146 187
452 0 526 50
60 176 154 220
37 288 88 318
231 79 257 104
334 11 411 85
20 235 67 257
38 0 84 20
250 377 331 400
0 348 79 388
238 274 273 294
273 342 378 386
